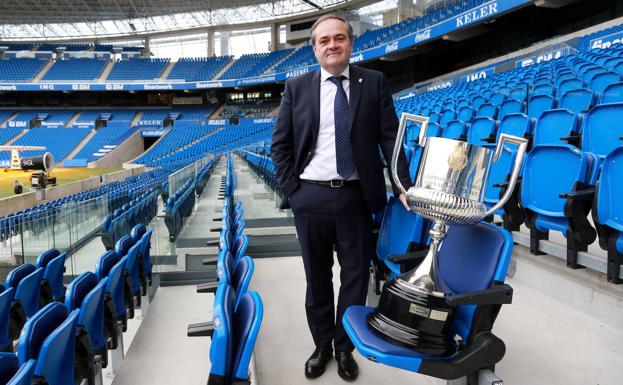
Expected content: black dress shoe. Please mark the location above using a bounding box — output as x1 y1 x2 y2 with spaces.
305 347 333 379
335 351 358 381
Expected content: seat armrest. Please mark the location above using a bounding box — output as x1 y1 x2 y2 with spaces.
445 283 513 306
559 188 595 200
187 321 215 337
197 281 219 293
387 249 428 264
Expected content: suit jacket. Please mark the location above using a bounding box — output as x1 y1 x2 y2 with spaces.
270 64 412 214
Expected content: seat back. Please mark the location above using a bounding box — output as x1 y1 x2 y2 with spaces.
42 253 67 300
105 257 128 319
442 120 466 140
208 284 235 384
126 244 141 294
376 197 428 278
65 272 107 351
232 256 254 307
34 309 79 385
436 222 513 342
527 95 556 119
35 249 61 269
521 145 590 232
498 99 525 121
0 350 18 383
17 302 67 363
231 292 264 382
600 82 623 103
466 117 497 146
95 250 118 279
232 235 249 265
560 88 595 114
64 272 97 311
13 267 44 318
130 224 146 244
115 235 134 258
582 102 623 159
497 113 532 140
533 109 580 146
596 146 623 235
5 359 35 385
0 288 15 351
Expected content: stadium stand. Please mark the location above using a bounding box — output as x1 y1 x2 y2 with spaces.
167 56 233 81
0 58 47 81
107 58 169 81
219 50 293 79
42 58 108 81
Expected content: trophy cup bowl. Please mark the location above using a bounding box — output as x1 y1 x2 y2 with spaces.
367 113 527 355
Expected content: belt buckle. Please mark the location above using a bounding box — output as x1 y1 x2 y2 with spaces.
330 180 344 188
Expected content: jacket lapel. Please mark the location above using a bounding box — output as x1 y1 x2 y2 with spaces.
348 65 362 133
310 70 321 144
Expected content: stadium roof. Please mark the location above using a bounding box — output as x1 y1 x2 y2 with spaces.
0 0 382 41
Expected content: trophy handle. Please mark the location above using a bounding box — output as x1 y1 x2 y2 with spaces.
484 133 528 218
392 113 429 195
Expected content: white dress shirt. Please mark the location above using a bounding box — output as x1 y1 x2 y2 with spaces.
300 66 359 181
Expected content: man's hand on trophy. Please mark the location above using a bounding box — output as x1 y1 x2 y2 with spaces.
399 193 410 211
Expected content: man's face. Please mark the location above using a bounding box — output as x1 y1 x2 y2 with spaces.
313 18 353 75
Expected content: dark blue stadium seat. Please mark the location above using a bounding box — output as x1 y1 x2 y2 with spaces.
231 291 263 384
344 222 513 382
0 285 13 352
0 352 19 383
17 302 79 385
5 264 44 341
521 145 599 267
65 272 109 380
4 359 35 385
36 249 67 305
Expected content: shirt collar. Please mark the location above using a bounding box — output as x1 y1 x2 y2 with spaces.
321 66 350 82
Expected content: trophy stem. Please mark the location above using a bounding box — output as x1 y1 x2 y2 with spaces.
400 222 447 295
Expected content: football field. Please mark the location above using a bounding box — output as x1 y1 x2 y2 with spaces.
0 167 122 198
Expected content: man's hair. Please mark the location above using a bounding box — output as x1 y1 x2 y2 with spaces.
310 14 354 46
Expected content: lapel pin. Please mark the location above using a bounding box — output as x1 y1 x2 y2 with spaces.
358 78 363 83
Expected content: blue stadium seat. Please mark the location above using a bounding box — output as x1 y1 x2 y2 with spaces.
560 88 596 114
65 272 109 381
36 249 67 305
593 146 623 284
5 359 35 385
5 264 44 341
521 145 599 268
344 222 513 382
498 99 525 121
582 102 623 160
466 117 498 146
0 286 14 351
0 352 19 383
230 292 263 384
590 71 621 93
17 302 79 385
533 109 581 147
476 103 498 119
442 120 467 140
599 82 623 103
527 94 556 119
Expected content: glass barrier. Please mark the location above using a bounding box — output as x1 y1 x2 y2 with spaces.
168 155 215 196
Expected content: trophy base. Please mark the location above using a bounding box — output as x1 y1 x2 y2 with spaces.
367 279 457 356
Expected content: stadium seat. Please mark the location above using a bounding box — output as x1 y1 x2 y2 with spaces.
581 102 623 161
527 94 556 119
466 117 498 146
0 286 14 352
343 222 514 383
521 145 599 268
65 273 109 380
5 264 44 341
560 88 596 114
599 81 623 103
0 352 19 383
590 71 621 93
476 103 498 119
498 99 525 121
533 109 581 147
442 120 467 140
4 359 35 385
593 146 623 284
17 302 79 385
36 249 67 306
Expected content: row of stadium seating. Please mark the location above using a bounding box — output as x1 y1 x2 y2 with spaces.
164 159 217 241
101 189 159 250
218 49 293 80
188 157 263 385
142 120 273 167
216 99 279 119
167 56 233 81
0 220 153 384
239 150 281 200
107 58 170 81
42 58 108 81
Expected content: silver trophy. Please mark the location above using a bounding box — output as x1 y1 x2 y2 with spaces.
367 113 527 354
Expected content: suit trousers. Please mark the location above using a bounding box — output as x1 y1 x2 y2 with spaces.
289 181 373 352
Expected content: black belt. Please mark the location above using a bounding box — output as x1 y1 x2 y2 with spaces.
302 179 359 188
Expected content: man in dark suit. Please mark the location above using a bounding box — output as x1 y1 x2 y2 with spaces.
270 14 411 381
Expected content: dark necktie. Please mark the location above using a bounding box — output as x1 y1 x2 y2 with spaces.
328 75 355 179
